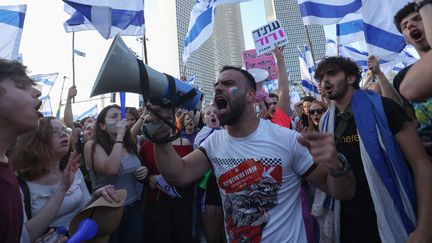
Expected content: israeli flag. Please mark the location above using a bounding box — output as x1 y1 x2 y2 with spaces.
39 96 53 117
183 0 251 63
31 73 59 86
63 0 145 39
298 47 319 96
298 0 362 25
76 104 98 121
0 5 26 60
325 39 417 74
290 88 301 114
336 12 364 44
297 0 410 60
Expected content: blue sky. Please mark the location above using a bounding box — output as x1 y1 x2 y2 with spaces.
240 0 335 50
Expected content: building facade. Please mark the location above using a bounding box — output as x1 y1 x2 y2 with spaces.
145 1 245 105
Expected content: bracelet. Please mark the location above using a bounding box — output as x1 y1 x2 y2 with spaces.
329 153 351 178
114 140 123 144
415 0 432 12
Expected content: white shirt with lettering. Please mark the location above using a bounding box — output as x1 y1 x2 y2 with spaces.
200 119 314 243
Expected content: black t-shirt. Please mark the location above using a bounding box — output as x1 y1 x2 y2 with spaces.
393 65 413 106
338 97 410 243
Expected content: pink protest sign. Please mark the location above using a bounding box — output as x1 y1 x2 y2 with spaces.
242 49 278 81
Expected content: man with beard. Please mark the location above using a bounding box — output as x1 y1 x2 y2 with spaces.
393 2 432 157
144 65 355 242
314 56 432 243
0 59 42 242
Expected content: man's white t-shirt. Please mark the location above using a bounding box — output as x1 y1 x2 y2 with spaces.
200 119 315 243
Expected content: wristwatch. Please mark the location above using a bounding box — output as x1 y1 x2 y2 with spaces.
330 153 351 178
415 0 432 12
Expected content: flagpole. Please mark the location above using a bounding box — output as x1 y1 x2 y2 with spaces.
304 25 317 69
336 24 340 56
304 25 317 98
71 32 76 103
142 34 148 65
57 76 67 118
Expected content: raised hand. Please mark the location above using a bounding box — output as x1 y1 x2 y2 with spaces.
367 55 381 75
272 44 285 61
115 119 128 141
61 152 81 190
67 86 77 101
142 103 173 139
297 131 343 173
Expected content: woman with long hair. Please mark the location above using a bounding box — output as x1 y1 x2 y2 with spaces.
84 104 147 243
11 117 118 242
179 111 199 144
306 101 329 132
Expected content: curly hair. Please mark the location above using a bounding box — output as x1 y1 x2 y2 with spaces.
11 117 73 181
178 111 195 128
315 56 362 89
394 2 416 33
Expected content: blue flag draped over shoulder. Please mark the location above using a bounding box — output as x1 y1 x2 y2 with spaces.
0 5 26 60
63 0 145 39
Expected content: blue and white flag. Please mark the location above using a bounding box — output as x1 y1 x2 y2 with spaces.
187 75 196 86
0 5 26 60
63 0 145 39
304 45 317 84
39 96 53 117
325 39 417 74
290 88 301 114
336 12 364 44
298 47 319 96
76 104 98 121
298 0 410 60
183 0 251 63
298 0 362 25
31 73 59 87
73 49 86 57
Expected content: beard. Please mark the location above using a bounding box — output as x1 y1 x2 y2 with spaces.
218 95 246 126
327 82 349 100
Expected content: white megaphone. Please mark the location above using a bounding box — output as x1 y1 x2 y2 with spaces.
90 35 203 111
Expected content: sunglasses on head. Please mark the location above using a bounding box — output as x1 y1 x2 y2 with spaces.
309 108 324 115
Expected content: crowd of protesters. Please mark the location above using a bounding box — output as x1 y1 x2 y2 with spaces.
1 1 432 243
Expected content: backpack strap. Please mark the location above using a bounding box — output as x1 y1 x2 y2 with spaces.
16 175 32 219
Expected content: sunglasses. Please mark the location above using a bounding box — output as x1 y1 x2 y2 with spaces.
309 108 324 115
52 126 73 137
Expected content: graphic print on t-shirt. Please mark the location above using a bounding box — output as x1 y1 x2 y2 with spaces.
215 158 282 243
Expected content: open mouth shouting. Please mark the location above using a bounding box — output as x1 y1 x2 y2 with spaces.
35 101 43 118
324 83 334 95
214 95 229 116
409 29 424 42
